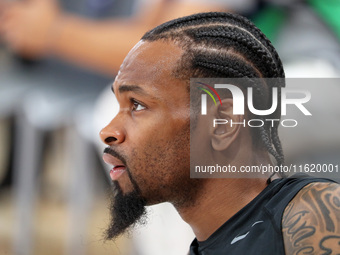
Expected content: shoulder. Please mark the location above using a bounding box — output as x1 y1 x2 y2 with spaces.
281 181 340 255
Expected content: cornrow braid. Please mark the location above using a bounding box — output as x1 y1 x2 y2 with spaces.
191 26 279 78
142 12 286 173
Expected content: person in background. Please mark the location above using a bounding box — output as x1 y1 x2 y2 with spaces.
0 0 227 75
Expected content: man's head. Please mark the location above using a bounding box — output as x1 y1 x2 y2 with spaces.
100 12 285 240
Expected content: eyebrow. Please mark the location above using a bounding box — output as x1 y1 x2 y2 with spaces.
112 84 159 100
111 85 143 93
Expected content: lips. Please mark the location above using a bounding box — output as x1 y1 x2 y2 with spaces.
102 153 126 181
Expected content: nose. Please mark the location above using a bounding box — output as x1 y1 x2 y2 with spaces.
100 117 125 145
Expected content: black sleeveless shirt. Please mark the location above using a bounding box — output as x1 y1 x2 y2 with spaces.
189 176 336 255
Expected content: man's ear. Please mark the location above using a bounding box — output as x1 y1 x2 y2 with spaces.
211 98 243 151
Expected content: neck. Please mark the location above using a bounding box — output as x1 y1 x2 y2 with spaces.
176 151 273 241
176 178 268 241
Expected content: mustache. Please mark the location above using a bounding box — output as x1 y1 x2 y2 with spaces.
103 147 127 166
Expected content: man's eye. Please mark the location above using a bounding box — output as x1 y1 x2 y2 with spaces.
132 100 146 112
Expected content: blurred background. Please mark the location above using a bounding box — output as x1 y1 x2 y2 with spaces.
0 0 339 254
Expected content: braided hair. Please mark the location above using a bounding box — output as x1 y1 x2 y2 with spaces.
142 12 285 169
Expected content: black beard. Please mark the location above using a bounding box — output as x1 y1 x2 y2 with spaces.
105 181 147 241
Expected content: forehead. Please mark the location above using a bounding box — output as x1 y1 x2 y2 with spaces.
113 40 185 94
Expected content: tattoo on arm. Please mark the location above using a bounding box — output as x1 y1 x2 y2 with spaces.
282 182 340 255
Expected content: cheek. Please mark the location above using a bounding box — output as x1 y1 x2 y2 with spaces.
126 117 180 150
128 123 190 183
124 116 190 172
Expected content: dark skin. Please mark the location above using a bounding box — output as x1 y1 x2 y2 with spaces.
100 40 340 251
282 182 340 254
